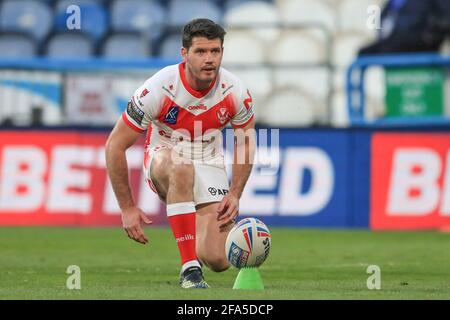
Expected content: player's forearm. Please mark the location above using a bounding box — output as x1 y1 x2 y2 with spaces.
105 143 135 211
230 163 253 199
230 138 255 199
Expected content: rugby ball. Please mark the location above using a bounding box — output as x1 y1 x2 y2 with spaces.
225 218 271 268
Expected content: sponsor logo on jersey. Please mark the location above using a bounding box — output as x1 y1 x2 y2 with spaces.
216 107 231 125
126 100 144 125
188 104 208 111
164 106 179 125
140 88 149 98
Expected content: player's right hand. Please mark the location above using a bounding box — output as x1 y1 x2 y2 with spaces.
121 207 152 244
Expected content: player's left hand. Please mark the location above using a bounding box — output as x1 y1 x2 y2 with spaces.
217 192 239 230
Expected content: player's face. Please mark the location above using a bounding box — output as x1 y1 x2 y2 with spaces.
182 37 223 84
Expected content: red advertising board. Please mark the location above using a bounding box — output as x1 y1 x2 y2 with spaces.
0 131 165 226
371 133 450 230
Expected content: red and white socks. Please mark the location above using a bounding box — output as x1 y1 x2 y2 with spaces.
167 201 201 273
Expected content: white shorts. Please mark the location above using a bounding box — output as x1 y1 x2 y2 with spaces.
143 146 230 206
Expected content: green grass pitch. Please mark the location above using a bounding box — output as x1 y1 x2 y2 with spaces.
0 227 449 299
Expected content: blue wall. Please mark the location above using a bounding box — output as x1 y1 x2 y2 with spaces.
228 129 371 228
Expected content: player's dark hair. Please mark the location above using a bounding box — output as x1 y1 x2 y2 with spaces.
182 18 226 49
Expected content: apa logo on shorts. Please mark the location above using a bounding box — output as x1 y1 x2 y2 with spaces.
164 106 179 124
208 187 229 196
216 107 230 125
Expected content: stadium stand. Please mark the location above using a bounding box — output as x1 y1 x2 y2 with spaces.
330 90 349 127
226 66 273 122
167 0 222 28
102 32 151 59
1 0 449 128
273 67 330 124
332 31 372 68
54 0 109 43
223 1 280 44
110 0 166 43
337 0 386 35
0 0 53 42
276 0 335 31
159 33 182 60
0 32 37 58
259 88 317 127
225 0 273 11
268 30 327 65
221 30 266 66
45 32 94 58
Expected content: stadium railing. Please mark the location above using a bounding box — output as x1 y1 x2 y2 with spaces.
346 53 450 127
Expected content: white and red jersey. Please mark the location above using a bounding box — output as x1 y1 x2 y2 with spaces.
122 62 255 164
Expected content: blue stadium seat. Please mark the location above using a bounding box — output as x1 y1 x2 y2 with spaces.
54 0 109 42
156 0 224 8
0 0 53 42
159 34 182 60
102 33 151 59
35 0 57 5
225 0 273 11
111 0 165 42
46 33 94 59
0 33 37 58
168 0 222 28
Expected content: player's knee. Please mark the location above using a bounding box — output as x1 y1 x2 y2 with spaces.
204 256 230 273
169 162 194 185
151 149 173 178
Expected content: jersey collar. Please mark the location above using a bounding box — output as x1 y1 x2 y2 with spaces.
179 61 217 98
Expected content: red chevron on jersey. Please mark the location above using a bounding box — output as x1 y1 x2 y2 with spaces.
156 94 237 139
122 62 255 163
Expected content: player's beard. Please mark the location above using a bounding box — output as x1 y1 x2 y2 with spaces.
185 61 218 89
198 66 218 83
